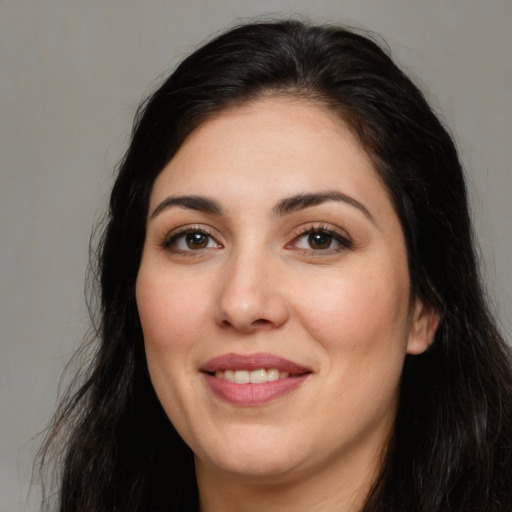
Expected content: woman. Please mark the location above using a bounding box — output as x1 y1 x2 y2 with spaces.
40 20 512 511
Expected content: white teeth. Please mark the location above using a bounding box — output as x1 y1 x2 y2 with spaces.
214 368 291 383
234 370 250 384
250 369 267 383
267 369 279 381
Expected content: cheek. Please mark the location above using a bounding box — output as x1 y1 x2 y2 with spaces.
136 265 212 420
293 265 411 357
136 266 213 352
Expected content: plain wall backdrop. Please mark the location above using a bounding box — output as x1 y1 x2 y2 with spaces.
1 1 511 510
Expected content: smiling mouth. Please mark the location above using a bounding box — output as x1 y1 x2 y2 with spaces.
200 352 311 380
200 353 312 405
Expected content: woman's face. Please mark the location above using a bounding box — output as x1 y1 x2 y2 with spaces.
136 98 436 486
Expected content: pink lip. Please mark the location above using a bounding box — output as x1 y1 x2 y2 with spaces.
200 353 311 406
200 352 311 374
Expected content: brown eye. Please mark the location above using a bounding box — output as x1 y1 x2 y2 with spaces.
185 232 209 249
291 227 353 254
164 228 222 253
307 232 333 250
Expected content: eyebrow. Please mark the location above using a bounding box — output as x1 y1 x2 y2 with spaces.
273 191 374 222
150 195 223 219
149 190 373 222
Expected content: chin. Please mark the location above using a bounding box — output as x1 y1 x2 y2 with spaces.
200 454 306 484
194 427 307 479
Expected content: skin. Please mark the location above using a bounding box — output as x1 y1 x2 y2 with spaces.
136 97 438 512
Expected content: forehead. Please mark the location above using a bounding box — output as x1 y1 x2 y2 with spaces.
149 97 389 218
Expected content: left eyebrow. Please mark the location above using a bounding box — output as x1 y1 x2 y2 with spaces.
150 195 224 219
273 191 374 222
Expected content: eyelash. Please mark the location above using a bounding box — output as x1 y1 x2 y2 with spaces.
161 224 353 256
162 225 221 256
289 225 353 254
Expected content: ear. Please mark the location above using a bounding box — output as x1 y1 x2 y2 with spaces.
406 299 440 355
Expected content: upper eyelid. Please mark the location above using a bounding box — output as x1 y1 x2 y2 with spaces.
284 224 354 252
162 225 220 246
293 223 352 240
165 224 217 237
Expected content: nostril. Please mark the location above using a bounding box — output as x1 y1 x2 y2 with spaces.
220 317 274 331
253 318 271 326
220 319 232 329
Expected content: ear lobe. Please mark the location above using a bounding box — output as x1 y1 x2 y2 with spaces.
406 299 440 355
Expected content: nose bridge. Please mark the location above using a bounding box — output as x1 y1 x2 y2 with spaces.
215 241 288 332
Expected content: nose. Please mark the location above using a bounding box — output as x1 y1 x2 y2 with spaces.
214 250 289 333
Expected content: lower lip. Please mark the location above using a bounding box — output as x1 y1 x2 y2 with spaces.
203 373 309 406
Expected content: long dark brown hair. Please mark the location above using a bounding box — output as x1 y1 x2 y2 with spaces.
39 19 512 511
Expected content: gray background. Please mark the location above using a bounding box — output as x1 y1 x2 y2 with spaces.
1 1 511 510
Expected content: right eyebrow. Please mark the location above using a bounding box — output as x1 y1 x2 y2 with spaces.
149 195 223 219
272 190 374 222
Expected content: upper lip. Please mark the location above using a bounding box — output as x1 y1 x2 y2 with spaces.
200 353 312 375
